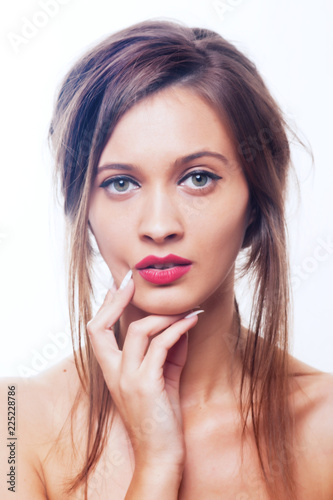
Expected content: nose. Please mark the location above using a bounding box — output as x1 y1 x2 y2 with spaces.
138 187 184 244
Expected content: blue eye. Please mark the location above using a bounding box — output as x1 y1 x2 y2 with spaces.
100 170 222 195
180 171 222 190
100 176 139 194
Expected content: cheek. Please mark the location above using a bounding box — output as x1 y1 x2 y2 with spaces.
89 201 128 266
194 198 250 267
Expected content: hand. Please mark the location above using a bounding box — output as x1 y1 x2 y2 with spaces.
87 271 201 471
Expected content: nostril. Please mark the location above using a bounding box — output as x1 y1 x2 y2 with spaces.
144 232 178 243
138 206 184 242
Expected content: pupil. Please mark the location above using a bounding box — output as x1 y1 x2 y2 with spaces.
115 179 128 191
193 174 207 186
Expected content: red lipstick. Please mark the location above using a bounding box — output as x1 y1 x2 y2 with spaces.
135 254 192 285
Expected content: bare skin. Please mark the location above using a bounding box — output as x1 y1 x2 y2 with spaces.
1 341 332 499
1 87 332 499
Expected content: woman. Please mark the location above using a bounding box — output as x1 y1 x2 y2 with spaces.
1 19 332 500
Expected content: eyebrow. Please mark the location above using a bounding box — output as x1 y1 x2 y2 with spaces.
97 150 230 172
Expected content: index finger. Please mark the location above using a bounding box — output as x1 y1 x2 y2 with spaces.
87 275 135 372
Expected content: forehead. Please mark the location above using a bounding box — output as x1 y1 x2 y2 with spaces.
98 86 240 172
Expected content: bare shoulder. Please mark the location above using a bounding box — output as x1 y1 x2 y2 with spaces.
0 355 82 499
288 355 333 495
289 355 333 410
27 353 81 416
6 354 80 433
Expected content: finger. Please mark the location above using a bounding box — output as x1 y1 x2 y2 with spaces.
163 311 204 389
92 286 117 324
163 332 189 387
87 277 134 337
121 313 186 374
87 277 135 379
140 314 199 377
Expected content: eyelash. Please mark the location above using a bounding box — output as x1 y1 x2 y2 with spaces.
99 170 222 195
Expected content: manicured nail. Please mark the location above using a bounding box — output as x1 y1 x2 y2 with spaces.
184 309 205 319
119 269 133 290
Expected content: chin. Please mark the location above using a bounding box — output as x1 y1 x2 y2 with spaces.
131 288 197 316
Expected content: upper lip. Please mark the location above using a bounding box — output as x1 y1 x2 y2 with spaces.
135 254 192 270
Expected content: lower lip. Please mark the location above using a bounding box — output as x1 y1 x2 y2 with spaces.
137 265 192 284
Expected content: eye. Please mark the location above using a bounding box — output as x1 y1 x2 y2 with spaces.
100 176 140 194
179 170 222 190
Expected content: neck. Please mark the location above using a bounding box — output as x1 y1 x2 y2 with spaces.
179 284 242 408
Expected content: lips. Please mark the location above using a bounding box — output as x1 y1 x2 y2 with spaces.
135 254 192 285
135 254 192 270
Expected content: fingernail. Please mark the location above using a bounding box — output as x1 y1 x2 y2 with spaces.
119 269 133 290
184 309 205 319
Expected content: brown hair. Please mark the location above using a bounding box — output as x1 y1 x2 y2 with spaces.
49 19 299 498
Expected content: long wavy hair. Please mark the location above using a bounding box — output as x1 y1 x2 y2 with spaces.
49 19 299 499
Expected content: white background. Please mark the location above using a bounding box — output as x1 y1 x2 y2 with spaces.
0 0 332 377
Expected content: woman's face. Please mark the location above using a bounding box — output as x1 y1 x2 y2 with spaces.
89 86 251 315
